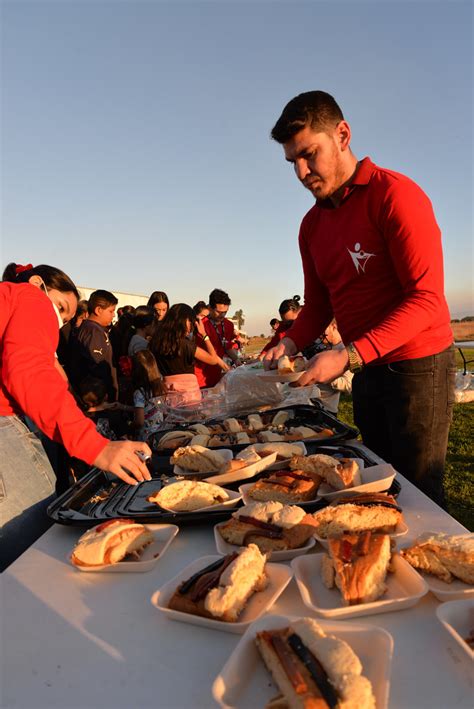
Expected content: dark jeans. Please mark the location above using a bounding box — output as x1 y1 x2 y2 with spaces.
352 345 456 508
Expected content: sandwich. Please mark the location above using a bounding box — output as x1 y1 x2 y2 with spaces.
321 531 392 605
168 544 267 621
148 480 229 511
244 442 306 461
225 417 243 433
247 469 321 504
400 532 474 584
290 454 361 490
259 431 285 442
277 355 306 374
218 501 318 552
248 413 265 431
271 411 291 427
190 434 210 447
255 617 376 709
170 445 227 473
156 430 194 450
312 493 403 539
70 520 154 567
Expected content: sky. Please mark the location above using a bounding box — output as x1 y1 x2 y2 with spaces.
1 0 473 336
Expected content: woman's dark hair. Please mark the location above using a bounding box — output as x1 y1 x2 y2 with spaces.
270 318 280 327
147 291 169 310
117 304 136 318
131 350 166 399
2 262 80 299
132 305 155 331
278 295 301 317
71 299 89 327
114 305 155 360
193 300 209 316
150 303 196 358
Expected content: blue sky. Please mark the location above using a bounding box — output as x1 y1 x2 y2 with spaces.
2 0 472 335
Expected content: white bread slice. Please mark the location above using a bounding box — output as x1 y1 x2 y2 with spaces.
71 521 154 567
400 532 474 584
149 480 229 511
170 445 226 473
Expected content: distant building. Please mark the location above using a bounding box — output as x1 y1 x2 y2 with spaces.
78 286 148 317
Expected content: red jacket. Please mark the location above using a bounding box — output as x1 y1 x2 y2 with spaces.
195 316 236 388
260 321 293 355
286 158 453 364
0 283 108 464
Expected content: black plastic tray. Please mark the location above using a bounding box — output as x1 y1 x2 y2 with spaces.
47 441 401 527
152 403 358 453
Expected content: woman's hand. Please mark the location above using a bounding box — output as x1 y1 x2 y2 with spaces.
218 358 231 373
93 440 152 485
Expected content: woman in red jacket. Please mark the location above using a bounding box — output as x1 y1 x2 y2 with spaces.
0 263 151 570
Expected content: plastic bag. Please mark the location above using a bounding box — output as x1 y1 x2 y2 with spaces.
454 371 474 403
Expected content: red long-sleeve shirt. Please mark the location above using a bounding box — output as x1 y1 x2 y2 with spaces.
0 283 108 464
194 316 236 388
286 157 453 364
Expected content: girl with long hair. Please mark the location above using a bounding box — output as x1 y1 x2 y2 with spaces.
131 350 167 440
147 291 169 321
150 303 229 405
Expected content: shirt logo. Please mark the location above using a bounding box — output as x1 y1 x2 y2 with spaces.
347 242 375 274
93 348 103 356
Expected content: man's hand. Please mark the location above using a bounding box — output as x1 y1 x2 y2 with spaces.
294 348 350 387
263 337 297 370
93 440 152 485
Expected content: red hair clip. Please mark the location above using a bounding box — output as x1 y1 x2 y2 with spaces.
15 263 33 275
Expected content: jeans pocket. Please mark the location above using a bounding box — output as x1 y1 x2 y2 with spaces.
387 355 435 376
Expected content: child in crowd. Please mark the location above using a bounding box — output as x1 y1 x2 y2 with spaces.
68 289 119 401
127 306 155 355
150 303 229 405
131 350 167 441
147 291 169 321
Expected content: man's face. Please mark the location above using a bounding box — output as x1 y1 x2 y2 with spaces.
283 124 347 200
209 303 229 322
96 304 116 327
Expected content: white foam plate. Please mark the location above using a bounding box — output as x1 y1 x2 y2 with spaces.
243 442 307 471
155 485 242 513
173 448 233 477
213 521 316 561
239 481 321 507
291 552 428 618
212 613 393 709
204 451 278 485
420 573 474 601
70 524 179 573
436 599 474 660
313 520 409 549
318 463 396 500
151 555 293 634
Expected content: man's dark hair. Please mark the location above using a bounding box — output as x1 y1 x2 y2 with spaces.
88 289 118 315
271 91 344 144
209 288 231 308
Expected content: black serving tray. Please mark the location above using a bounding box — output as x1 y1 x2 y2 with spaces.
47 441 400 527
152 402 358 454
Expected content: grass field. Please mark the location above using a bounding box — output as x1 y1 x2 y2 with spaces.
245 331 474 530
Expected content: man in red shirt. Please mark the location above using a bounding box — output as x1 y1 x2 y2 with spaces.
195 288 240 388
264 91 455 506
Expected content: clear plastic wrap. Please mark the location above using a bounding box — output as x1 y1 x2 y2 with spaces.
162 365 319 424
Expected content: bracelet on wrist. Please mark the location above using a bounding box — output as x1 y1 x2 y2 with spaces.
202 334 209 342
346 342 364 373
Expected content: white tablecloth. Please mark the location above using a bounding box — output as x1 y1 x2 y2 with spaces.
2 448 473 709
